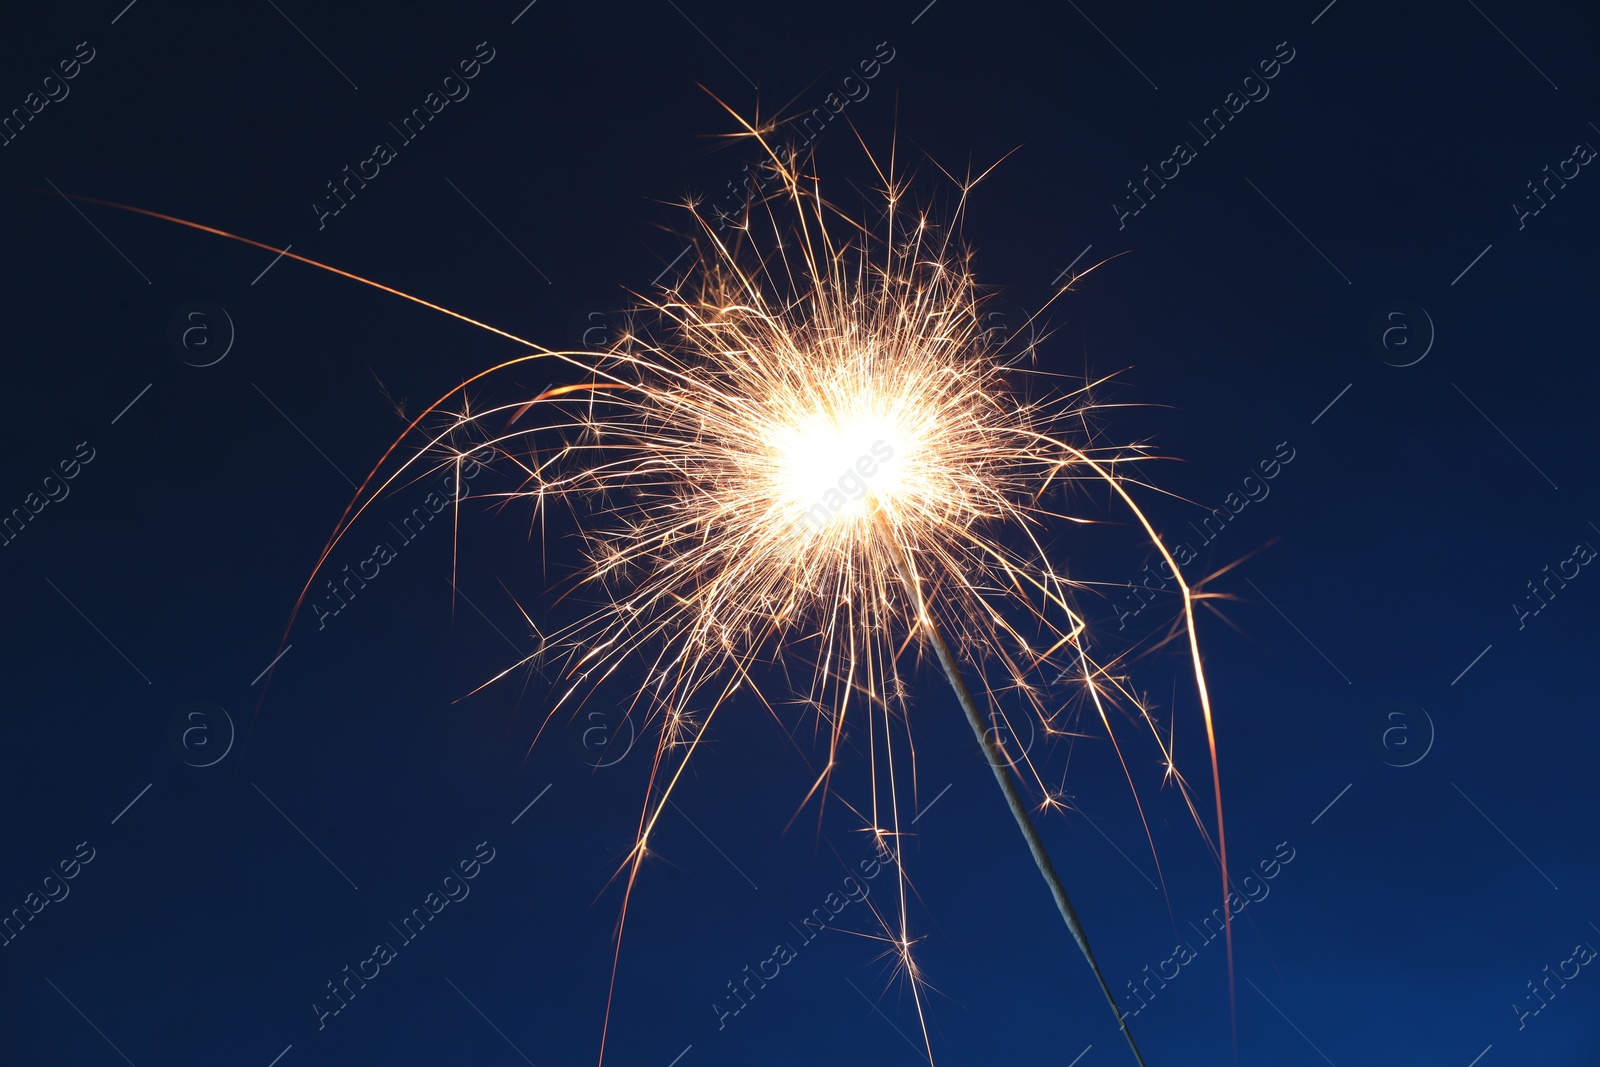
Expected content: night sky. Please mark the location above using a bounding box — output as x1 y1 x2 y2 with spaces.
3 1 1598 1064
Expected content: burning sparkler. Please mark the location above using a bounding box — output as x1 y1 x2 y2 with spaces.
77 107 1232 1066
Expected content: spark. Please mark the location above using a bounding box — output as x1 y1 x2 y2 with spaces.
70 106 1234 1066
435 107 1223 1063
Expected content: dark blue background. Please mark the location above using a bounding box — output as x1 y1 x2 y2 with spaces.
2 1 1597 1064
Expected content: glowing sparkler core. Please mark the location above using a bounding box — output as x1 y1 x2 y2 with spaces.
769 404 904 530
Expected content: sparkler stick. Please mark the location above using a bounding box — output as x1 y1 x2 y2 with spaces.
878 516 1149 1066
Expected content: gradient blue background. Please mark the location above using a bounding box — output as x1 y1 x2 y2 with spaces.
2 1 1597 1064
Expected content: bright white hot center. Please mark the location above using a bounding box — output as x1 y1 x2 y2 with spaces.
771 408 902 528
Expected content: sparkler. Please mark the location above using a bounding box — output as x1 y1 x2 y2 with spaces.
73 108 1232 1066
